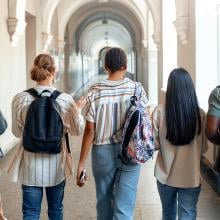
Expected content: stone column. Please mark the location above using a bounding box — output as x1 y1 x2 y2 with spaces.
135 44 143 83
7 0 27 46
58 40 65 75
141 44 149 96
42 33 53 52
153 31 163 104
175 0 196 82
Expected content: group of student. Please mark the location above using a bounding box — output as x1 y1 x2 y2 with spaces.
0 47 220 220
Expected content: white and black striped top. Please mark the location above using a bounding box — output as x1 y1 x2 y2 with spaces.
85 78 148 145
10 85 84 187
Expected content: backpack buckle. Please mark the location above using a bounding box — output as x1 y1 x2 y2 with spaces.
130 95 138 105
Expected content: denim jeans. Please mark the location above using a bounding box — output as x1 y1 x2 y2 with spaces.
22 180 65 220
157 180 201 220
92 143 141 220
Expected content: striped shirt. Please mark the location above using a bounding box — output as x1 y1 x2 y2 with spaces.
10 85 84 187
85 78 148 145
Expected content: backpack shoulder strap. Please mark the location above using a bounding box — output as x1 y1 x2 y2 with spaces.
65 133 71 153
25 88 41 98
51 90 62 99
130 82 142 105
134 82 142 101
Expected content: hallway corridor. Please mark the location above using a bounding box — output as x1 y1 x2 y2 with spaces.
1 132 220 219
1 75 220 220
1 0 220 219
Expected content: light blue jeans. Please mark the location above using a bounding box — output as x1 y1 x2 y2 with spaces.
91 143 141 220
157 180 201 220
22 180 65 220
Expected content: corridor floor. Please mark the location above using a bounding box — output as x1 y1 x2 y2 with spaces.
1 134 220 220
1 75 220 219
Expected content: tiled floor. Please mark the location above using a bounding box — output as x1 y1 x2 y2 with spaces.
1 135 220 220
1 75 220 219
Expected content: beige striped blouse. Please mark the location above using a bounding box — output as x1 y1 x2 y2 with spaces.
85 78 148 145
9 85 84 187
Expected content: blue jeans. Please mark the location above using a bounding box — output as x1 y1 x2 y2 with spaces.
22 180 65 220
157 180 201 220
92 143 141 220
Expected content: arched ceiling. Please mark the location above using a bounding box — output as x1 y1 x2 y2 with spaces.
10 0 162 48
74 11 136 49
64 1 145 57
58 0 147 41
43 0 161 39
78 19 133 57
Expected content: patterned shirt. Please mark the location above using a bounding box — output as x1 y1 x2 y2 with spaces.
85 78 148 145
10 85 84 187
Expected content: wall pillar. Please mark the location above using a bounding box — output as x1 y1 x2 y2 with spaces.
57 40 65 75
153 31 163 104
174 0 189 45
135 44 143 83
42 33 53 52
176 0 195 82
141 46 149 96
7 0 27 46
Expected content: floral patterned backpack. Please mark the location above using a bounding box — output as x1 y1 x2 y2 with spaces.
119 82 154 165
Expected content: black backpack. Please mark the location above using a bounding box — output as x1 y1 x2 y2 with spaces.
23 88 63 154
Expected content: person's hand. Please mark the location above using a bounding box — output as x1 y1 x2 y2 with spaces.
76 96 86 110
76 164 86 187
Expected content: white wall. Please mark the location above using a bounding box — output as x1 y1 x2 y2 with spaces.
0 0 27 168
0 0 56 170
196 0 219 110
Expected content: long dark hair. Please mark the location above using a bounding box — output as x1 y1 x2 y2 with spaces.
165 68 201 146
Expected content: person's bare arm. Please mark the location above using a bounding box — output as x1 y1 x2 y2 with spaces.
76 121 95 187
205 115 220 145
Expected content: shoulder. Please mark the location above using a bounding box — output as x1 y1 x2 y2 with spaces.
88 82 104 92
199 107 206 121
209 86 220 102
154 104 164 112
199 107 205 115
12 91 34 105
125 78 135 84
56 92 75 106
133 81 147 95
57 92 73 101
152 104 165 118
86 82 103 97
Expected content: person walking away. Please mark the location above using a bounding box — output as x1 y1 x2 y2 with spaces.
152 68 208 220
206 85 220 172
10 54 85 220
76 47 149 220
